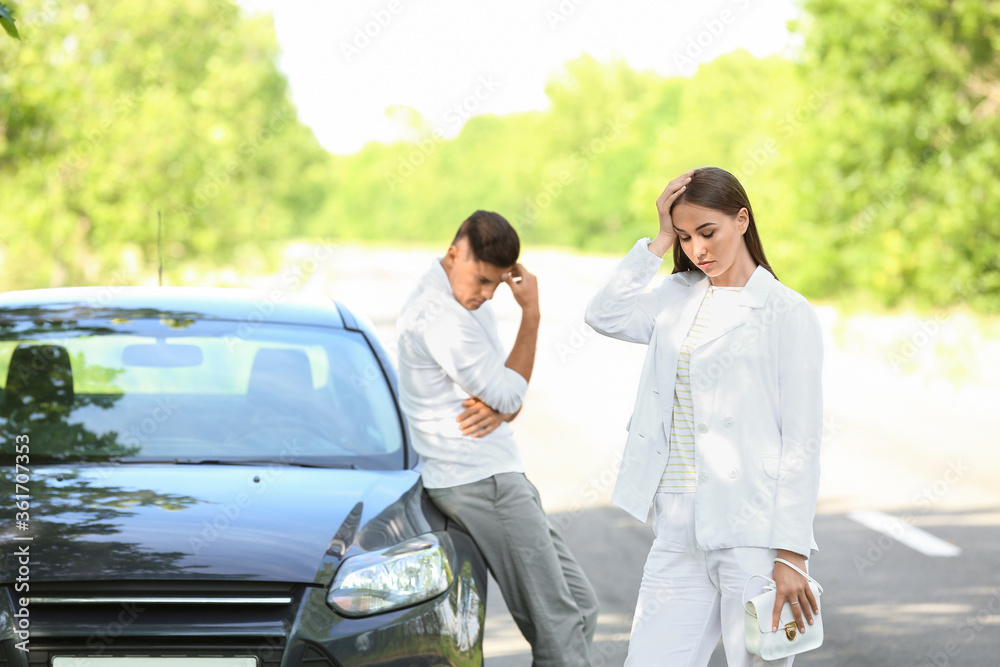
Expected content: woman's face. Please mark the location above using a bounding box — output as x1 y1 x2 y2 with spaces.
671 202 753 286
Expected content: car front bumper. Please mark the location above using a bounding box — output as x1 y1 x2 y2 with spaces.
0 556 484 667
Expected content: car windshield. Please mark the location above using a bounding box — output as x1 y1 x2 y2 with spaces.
0 315 405 469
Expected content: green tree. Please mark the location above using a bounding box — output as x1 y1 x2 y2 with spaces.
5 0 996 314
314 51 811 264
791 0 1000 311
0 0 330 289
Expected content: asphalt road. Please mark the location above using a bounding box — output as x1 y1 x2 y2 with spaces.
295 242 1000 667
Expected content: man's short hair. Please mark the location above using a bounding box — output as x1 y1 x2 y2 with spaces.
452 210 520 268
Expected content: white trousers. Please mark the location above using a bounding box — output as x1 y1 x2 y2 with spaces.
625 492 795 667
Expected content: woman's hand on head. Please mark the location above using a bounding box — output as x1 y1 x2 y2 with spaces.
648 170 693 258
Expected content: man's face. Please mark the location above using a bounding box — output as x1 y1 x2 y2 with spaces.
443 237 511 310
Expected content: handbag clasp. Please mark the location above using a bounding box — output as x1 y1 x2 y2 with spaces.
784 622 797 641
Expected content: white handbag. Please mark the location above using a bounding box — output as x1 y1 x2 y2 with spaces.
742 558 824 660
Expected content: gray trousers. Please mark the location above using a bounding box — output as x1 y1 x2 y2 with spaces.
426 472 599 667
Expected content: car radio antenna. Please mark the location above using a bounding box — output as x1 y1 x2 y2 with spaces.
158 210 164 287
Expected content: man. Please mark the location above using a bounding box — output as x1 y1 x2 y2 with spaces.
396 210 598 666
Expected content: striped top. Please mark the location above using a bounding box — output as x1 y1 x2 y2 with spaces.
659 284 743 492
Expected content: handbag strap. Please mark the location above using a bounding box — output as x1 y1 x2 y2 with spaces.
774 558 824 596
743 560 825 613
741 573 775 612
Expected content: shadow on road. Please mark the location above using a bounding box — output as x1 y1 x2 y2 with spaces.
800 507 1000 667
484 505 652 667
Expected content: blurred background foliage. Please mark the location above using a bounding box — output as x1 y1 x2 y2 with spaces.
1 0 998 312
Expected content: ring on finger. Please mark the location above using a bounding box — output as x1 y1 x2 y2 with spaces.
789 601 800 605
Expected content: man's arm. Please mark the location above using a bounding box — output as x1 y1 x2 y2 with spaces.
455 264 539 437
421 267 538 416
502 263 540 383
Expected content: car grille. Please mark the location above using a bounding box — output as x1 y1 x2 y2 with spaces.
5 584 344 667
21 581 299 628
26 580 298 604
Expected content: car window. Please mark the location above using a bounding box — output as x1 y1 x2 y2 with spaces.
0 317 404 469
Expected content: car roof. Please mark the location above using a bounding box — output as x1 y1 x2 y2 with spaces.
0 286 346 328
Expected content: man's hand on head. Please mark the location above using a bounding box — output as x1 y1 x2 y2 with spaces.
503 263 539 316
502 263 540 384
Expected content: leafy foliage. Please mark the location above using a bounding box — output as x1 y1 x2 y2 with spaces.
0 2 20 40
789 0 1000 311
316 53 805 254
0 0 330 288
1 0 997 312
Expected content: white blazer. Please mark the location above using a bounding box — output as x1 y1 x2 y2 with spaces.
585 239 823 556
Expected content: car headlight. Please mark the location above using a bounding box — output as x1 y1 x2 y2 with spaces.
327 533 455 616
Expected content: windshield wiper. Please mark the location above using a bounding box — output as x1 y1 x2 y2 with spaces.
116 458 357 469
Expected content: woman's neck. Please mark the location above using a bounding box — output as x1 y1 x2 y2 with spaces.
709 252 757 287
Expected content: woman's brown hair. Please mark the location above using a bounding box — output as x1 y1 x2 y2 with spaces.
669 167 777 280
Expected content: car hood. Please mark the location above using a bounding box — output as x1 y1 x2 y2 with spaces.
0 464 425 584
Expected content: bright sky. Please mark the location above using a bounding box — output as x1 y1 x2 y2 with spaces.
239 0 800 155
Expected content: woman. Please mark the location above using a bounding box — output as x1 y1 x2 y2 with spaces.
585 167 823 666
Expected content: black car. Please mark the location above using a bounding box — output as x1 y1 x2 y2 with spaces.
0 287 487 666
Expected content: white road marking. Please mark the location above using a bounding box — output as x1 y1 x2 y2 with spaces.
847 510 962 557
